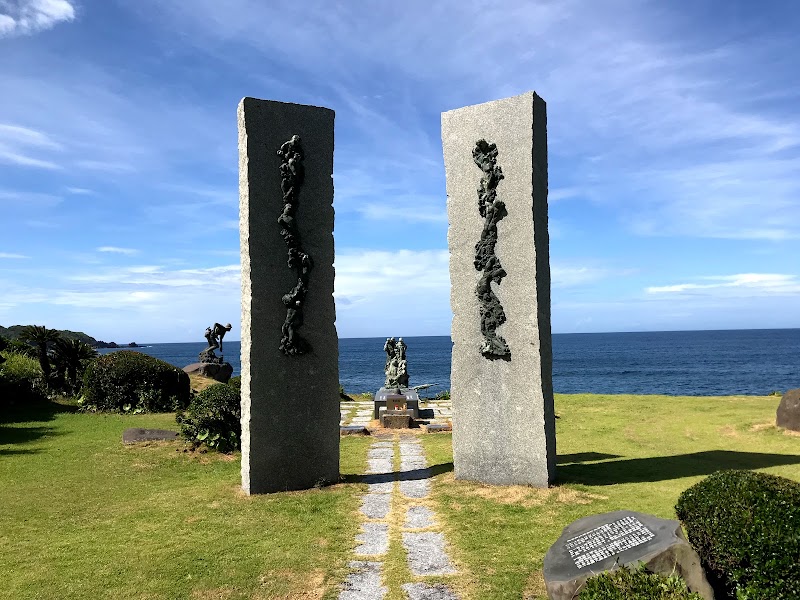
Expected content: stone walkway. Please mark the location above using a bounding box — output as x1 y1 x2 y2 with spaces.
339 435 459 600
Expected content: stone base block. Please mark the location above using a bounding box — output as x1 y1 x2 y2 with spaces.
382 413 412 429
340 425 370 436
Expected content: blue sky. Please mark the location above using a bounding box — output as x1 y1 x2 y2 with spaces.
1 0 799 343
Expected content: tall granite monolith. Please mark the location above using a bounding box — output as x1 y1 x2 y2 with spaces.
238 97 339 494
442 91 555 487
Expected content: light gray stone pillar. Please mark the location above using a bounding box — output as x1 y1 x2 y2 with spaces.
238 97 339 494
442 91 555 487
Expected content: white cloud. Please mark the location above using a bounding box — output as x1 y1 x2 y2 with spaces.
0 252 29 258
646 273 800 297
0 0 75 37
0 122 63 170
97 246 139 255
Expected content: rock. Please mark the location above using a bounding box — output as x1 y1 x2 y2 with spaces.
341 425 370 436
183 362 233 383
543 510 714 600
422 423 452 433
122 428 179 444
776 388 800 432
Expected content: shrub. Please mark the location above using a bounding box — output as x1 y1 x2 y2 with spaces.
435 389 451 401
227 375 241 391
81 350 190 412
0 350 47 404
675 470 800 600
578 564 703 599
176 383 241 452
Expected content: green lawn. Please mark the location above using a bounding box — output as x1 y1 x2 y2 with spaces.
1 394 798 599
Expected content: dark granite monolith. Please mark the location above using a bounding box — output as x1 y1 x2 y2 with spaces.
442 91 555 487
238 97 339 494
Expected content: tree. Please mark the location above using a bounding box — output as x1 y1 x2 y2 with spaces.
52 338 98 393
20 325 60 383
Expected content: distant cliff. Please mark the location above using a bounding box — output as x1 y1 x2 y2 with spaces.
0 325 137 348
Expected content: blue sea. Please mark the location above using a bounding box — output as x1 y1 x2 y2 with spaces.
98 329 799 397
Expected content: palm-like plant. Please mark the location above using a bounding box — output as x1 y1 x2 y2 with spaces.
20 325 60 382
52 338 98 393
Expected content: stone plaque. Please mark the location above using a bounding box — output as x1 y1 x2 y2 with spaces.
543 510 714 600
565 516 655 569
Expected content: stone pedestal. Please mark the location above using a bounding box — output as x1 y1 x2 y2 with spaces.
238 97 339 494
442 92 555 487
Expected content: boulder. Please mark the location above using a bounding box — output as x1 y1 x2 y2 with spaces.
776 388 800 432
543 510 714 600
183 362 234 383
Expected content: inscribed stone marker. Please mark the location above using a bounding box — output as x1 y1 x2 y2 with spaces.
442 91 556 487
238 97 339 494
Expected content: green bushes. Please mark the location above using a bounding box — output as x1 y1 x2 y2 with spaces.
0 350 47 403
227 375 241 391
675 470 800 599
176 383 241 452
578 564 703 599
81 350 190 412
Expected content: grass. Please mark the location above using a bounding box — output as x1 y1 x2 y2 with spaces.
420 393 800 599
1 393 798 599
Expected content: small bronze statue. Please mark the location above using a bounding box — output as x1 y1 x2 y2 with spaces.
200 322 232 364
384 336 410 389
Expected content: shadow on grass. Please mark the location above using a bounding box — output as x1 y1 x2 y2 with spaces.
0 400 77 448
558 450 800 486
341 462 454 485
558 452 622 464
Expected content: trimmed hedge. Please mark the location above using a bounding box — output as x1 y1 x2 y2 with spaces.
675 470 800 600
176 383 241 453
0 350 47 404
578 564 703 599
81 351 190 412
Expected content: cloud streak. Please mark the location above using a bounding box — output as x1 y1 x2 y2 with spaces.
0 0 75 37
647 273 800 297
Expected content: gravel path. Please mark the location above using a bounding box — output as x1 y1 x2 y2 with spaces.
339 436 460 599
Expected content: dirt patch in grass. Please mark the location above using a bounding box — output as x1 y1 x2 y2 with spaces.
523 569 547 599
750 422 775 432
189 373 223 394
256 568 326 599
192 587 234 600
719 425 739 437
442 474 607 507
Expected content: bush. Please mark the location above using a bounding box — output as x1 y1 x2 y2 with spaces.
176 383 241 452
578 564 703 599
81 351 190 412
0 350 47 404
675 470 800 599
227 375 241 391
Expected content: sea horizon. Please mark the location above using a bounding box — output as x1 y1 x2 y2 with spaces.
98 328 800 398
132 326 800 346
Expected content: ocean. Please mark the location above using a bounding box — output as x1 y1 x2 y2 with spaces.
97 329 799 397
